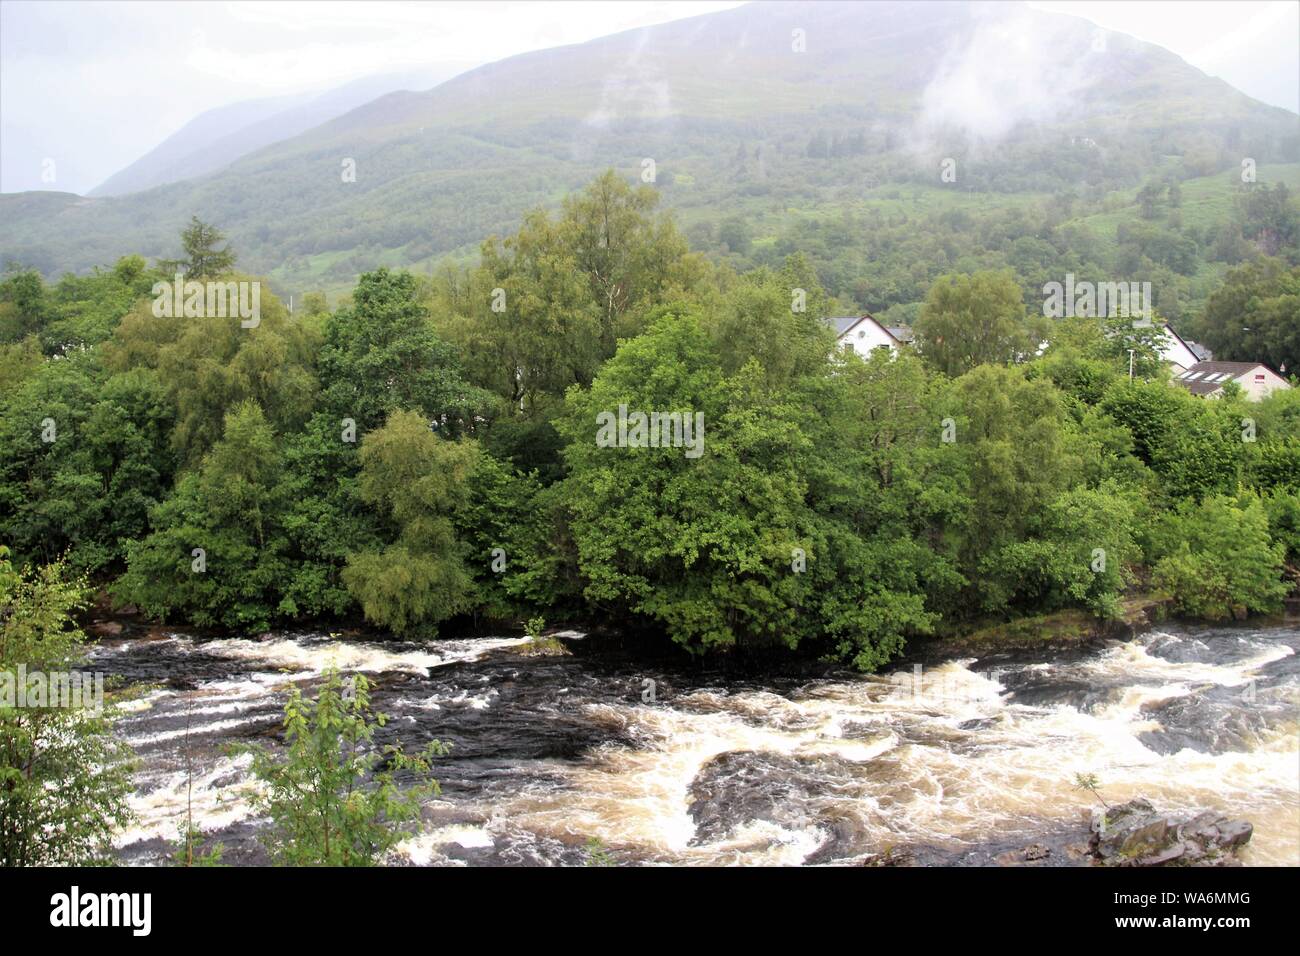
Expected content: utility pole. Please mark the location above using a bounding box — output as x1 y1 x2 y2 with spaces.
1128 349 1135 380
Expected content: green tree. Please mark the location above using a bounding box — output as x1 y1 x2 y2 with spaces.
556 311 937 669
434 170 705 416
562 170 703 356
104 281 316 466
242 669 446 866
1099 376 1244 502
1259 489 1300 562
809 349 961 662
115 401 292 631
1149 493 1289 620
940 352 1161 619
0 352 175 573
158 216 237 278
269 413 377 621
704 256 835 389
1235 182 1298 258
718 217 752 255
0 547 134 865
321 268 486 434
0 336 43 393
982 482 1141 617
1096 314 1168 380
452 450 550 619
41 256 158 353
0 267 49 344
450 214 602 413
1137 182 1163 219
1194 257 1299 374
915 270 1043 377
341 410 480 634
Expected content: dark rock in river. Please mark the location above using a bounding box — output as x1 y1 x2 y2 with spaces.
516 635 573 657
1087 798 1252 866
687 749 865 850
994 842 1052 865
861 846 914 866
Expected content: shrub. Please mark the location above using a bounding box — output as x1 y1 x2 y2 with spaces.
0 547 134 865
241 669 446 866
1149 494 1289 620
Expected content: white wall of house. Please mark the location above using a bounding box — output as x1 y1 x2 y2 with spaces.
839 317 899 356
1230 365 1291 401
1157 325 1199 373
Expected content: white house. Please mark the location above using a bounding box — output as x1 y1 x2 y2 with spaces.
1172 361 1291 401
1128 319 1201 373
829 313 1197 368
829 314 909 356
1155 324 1202 373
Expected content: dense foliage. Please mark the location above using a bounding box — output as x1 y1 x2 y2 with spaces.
1 171 1297 673
0 547 134 865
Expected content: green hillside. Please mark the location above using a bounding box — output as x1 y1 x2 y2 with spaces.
2 0 1297 319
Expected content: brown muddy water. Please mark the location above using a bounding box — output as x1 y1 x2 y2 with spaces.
89 621 1300 866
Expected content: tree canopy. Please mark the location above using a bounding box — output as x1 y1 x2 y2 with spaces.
0 172 1295 669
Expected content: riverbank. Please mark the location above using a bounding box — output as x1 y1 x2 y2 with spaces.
910 595 1172 659
913 593 1300 660
86 582 1300 674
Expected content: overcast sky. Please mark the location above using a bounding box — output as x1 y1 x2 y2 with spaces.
1 0 1296 195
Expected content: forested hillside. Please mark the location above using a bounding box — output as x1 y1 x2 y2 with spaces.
3 0 1297 330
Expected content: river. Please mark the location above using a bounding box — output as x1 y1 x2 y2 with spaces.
89 620 1300 866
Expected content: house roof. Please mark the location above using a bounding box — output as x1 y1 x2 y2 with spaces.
826 314 904 343
1183 360 1271 375
1187 341 1213 362
885 325 915 343
1173 360 1277 395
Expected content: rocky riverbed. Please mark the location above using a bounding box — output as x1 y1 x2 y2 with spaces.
85 618 1299 866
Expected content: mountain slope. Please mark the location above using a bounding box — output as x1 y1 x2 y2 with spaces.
88 67 473 197
2 0 1296 297
87 92 309 198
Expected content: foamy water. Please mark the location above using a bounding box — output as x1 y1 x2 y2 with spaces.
94 624 1300 866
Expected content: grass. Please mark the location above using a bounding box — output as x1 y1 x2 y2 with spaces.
1063 163 1300 263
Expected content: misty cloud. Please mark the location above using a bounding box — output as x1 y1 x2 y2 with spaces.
914 6 1103 148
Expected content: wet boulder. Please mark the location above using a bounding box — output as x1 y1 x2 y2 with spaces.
517 635 572 657
1088 798 1252 866
993 842 1053 865
1215 819 1254 848
687 750 864 851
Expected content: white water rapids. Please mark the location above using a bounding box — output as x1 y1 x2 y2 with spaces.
91 622 1300 866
